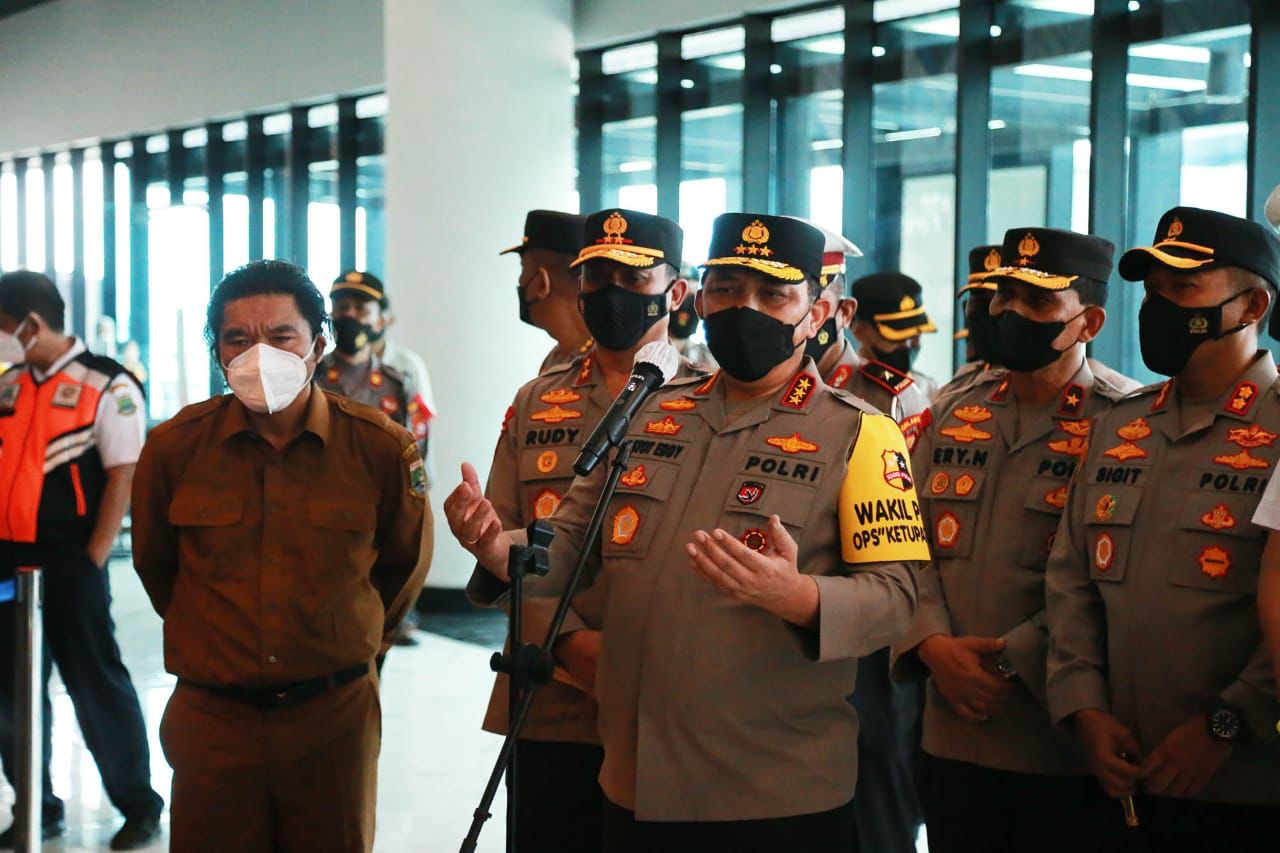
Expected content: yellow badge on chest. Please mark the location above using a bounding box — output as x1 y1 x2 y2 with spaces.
839 414 931 564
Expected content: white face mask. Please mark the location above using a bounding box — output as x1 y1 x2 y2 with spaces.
223 342 317 414
0 318 33 365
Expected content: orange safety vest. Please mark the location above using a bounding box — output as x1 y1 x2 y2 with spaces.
0 351 138 568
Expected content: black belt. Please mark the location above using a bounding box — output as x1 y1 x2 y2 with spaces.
180 662 371 711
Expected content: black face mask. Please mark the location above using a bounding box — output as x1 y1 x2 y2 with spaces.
1139 290 1251 377
517 284 537 327
992 309 1082 373
580 284 670 351
704 306 801 382
804 317 841 363
669 306 700 340
966 299 1000 366
871 343 918 375
333 316 372 355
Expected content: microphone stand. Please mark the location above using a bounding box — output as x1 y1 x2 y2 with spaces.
460 440 636 853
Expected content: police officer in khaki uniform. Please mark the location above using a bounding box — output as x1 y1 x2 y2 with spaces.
502 209 594 374
849 272 940 401
131 260 431 853
894 228 1132 852
467 208 702 852
1046 208 1280 852
449 213 927 851
316 271 430 466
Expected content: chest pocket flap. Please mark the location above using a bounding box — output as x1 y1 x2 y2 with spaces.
168 489 243 527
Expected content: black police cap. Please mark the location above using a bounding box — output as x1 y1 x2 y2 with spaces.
1118 206 1280 291
980 228 1115 290
850 272 936 341
703 213 824 283
332 270 386 305
571 209 683 271
500 209 586 257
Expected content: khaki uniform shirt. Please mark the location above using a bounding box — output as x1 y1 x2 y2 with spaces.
131 388 432 687
467 351 705 743
895 358 1130 775
1046 353 1280 804
480 361 926 821
824 339 932 452
539 337 594 375
316 353 430 472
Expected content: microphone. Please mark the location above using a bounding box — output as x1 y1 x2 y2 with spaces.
574 341 680 476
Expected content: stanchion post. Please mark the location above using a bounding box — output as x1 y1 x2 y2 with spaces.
14 566 43 853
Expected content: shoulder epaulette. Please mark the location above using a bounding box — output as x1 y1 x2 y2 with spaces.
859 360 915 397
147 395 228 440
830 386 882 415
380 362 407 384
666 373 709 389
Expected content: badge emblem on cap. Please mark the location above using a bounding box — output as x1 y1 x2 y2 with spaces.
1017 233 1040 266
1167 217 1184 240
984 249 1001 271
601 211 631 245
736 220 774 257
899 296 916 311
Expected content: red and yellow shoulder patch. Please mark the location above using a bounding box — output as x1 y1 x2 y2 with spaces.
1226 381 1260 417
860 361 914 396
1057 383 1086 418
828 363 853 390
780 373 817 410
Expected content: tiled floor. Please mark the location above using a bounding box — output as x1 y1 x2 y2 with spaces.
0 558 509 852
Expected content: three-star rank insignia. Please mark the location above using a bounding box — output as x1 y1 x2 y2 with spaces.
1225 381 1259 416
1057 384 1085 418
941 405 993 443
936 512 961 549
611 505 640 545
1213 449 1269 471
533 489 562 520
781 373 816 409
829 364 853 390
1094 494 1117 523
620 465 649 488
1199 545 1231 579
766 433 820 454
540 388 582 405
1201 503 1237 530
1094 533 1115 572
532 405 583 425
930 472 951 495
1226 424 1277 448
645 416 683 436
742 528 769 552
536 451 559 473
1044 485 1068 509
882 449 914 492
737 481 766 505
660 398 697 412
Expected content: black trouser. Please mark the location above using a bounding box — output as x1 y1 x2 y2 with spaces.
602 797 858 853
850 646 923 853
512 740 604 853
1123 795 1280 853
920 755 1123 853
0 558 163 824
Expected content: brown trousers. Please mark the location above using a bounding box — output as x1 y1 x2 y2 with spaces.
160 674 381 853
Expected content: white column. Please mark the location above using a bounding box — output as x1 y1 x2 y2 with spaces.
384 0 576 588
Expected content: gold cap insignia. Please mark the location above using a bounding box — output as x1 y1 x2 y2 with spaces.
1167 216 1184 240
344 272 364 283
984 249 1001 271
1017 232 1041 266
734 219 774 258
899 295 916 311
599 211 633 245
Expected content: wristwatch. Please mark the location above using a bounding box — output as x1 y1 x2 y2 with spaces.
1207 703 1248 743
993 653 1018 680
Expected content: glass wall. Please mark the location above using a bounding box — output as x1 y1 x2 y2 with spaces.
0 91 387 421
577 0 1275 382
